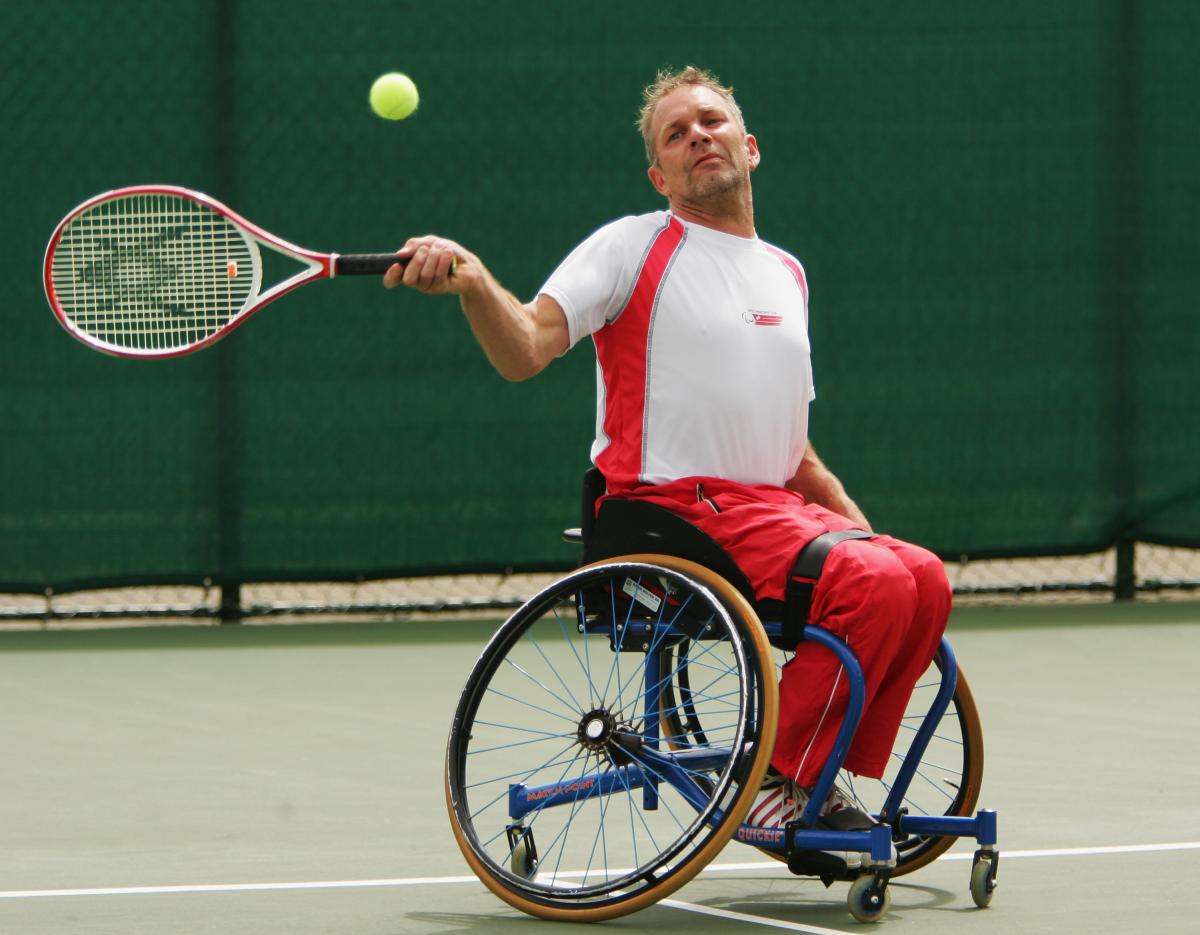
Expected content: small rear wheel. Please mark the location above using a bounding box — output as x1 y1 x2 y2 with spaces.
970 853 997 908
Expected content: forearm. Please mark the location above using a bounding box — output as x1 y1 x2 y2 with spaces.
458 270 553 382
786 443 872 530
384 235 567 382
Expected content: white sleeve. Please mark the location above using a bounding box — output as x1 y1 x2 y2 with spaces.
537 215 652 350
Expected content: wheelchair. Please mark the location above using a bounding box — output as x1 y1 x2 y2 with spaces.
445 471 999 923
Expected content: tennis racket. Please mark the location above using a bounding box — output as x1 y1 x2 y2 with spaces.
43 184 432 358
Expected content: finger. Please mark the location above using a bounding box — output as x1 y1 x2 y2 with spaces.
397 236 430 259
382 260 406 289
403 245 439 290
415 241 457 289
429 239 461 280
399 245 424 287
384 239 424 288
394 238 458 291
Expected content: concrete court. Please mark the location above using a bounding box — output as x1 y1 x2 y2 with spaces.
1 599 1197 934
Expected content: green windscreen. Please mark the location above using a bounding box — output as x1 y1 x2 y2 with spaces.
1 1 1196 592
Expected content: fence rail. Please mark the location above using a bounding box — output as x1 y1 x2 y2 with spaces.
3 543 1198 627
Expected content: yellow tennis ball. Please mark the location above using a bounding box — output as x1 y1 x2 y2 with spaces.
369 72 419 120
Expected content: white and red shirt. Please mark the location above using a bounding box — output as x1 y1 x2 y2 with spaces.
540 211 815 492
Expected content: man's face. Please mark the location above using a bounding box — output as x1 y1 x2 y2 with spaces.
647 85 759 203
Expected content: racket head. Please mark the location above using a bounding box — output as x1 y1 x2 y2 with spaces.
43 185 329 358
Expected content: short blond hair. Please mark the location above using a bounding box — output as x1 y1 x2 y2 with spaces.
637 66 746 165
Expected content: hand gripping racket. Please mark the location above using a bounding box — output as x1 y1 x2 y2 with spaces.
43 184 429 358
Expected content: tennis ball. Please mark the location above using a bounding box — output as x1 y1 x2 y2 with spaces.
369 72 419 120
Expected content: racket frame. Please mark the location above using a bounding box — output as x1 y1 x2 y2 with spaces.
43 184 347 359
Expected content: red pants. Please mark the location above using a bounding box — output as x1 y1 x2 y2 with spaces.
607 476 952 786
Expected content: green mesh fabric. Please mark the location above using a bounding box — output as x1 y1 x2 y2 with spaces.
2 1 1196 591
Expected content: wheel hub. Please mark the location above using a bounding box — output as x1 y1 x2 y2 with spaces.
577 708 617 753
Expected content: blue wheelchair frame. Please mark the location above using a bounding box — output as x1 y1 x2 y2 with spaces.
504 595 997 896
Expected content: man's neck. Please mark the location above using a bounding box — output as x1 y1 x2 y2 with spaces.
669 190 756 238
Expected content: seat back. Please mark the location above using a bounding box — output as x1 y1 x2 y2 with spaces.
579 466 606 544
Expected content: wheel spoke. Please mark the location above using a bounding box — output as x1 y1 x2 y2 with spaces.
445 558 777 919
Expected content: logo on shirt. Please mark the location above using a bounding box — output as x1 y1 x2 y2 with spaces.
743 309 783 326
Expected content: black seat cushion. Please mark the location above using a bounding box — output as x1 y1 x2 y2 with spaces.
582 497 761 609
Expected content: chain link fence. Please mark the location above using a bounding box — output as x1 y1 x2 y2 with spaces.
2 543 1196 630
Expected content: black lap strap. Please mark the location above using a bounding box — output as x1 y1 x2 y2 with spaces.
783 529 876 648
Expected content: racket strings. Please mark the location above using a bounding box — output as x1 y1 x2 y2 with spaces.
50 192 256 352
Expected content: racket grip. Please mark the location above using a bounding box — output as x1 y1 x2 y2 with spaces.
334 254 407 276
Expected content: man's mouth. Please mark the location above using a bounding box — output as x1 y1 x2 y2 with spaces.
692 153 724 169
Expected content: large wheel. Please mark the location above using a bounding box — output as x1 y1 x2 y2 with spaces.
445 555 779 921
830 654 983 876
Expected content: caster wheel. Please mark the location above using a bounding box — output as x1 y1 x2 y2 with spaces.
508 831 537 879
848 875 891 923
970 855 996 908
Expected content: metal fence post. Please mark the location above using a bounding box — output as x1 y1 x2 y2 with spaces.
1114 539 1136 601
219 581 244 624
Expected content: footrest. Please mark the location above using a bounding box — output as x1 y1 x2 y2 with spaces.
787 849 858 883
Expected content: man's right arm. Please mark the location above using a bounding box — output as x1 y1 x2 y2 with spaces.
786 442 872 531
384 234 569 381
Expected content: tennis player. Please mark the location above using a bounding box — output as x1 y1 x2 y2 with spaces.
386 66 951 870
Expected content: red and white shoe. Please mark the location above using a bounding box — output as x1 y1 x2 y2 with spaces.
745 770 806 829
746 772 882 871
819 783 874 831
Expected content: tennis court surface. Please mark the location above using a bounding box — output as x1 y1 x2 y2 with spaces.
3 600 1198 934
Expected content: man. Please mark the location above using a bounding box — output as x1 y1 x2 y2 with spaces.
385 67 951 862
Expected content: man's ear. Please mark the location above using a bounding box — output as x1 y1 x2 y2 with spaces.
746 133 761 171
647 163 670 197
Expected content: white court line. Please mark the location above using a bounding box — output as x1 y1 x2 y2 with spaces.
938 841 1200 860
661 898 851 935
0 875 481 900
2 841 1198 901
